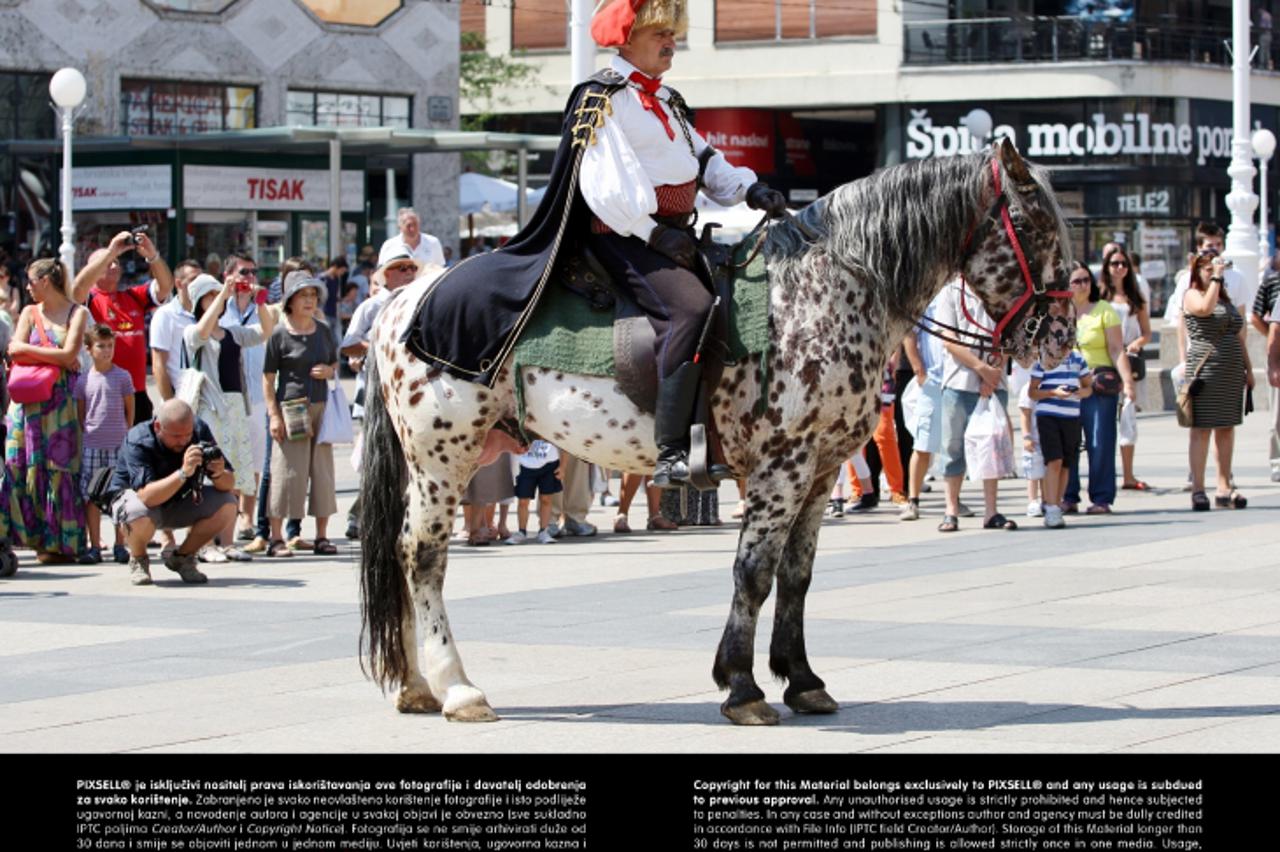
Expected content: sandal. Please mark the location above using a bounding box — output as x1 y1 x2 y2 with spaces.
983 513 1018 530
1191 491 1210 512
937 514 959 533
1214 490 1247 510
266 539 294 558
313 538 338 555
647 516 678 531
1121 480 1152 491
613 515 631 534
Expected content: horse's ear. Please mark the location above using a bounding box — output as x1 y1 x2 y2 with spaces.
997 137 1033 185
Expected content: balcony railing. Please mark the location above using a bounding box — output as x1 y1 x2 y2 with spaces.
903 17 1258 67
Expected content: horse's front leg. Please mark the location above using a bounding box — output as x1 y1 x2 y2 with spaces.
771 468 840 716
712 472 807 725
400 459 497 722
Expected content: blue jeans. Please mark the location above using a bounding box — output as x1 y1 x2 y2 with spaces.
939 387 1009 479
1065 392 1118 507
255 421 302 541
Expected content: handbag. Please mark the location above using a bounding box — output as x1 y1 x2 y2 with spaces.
316 381 354 445
281 397 312 441
1175 328 1225 428
85 465 119 512
1091 365 1122 396
175 346 205 410
8 309 61 404
1125 351 1146 382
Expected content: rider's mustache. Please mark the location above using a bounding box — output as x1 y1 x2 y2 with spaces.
658 47 674 58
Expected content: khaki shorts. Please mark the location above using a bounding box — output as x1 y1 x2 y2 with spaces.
112 486 237 531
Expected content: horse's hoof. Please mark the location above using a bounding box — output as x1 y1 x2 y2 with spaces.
444 702 499 723
395 685 443 714
786 688 839 715
721 699 781 726
443 687 499 722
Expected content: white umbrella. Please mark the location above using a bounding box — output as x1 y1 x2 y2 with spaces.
459 172 521 214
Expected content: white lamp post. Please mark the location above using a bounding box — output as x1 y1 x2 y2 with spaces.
1223 0 1260 297
962 108 993 152
1253 128 1276 262
49 67 86 278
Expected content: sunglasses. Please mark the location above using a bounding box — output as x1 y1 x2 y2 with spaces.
1108 260 1129 268
1069 277 1091 286
386 263 416 274
236 268 259 277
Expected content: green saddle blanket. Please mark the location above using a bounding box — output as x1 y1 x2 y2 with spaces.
511 244 770 381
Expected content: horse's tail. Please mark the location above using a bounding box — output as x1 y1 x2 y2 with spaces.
358 350 410 692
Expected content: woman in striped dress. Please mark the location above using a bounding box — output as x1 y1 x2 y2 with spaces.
1183 253 1252 511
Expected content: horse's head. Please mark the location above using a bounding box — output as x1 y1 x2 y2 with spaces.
961 138 1075 370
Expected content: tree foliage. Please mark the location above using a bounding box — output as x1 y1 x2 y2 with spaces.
459 31 545 174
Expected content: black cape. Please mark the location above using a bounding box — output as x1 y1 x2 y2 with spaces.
401 69 628 387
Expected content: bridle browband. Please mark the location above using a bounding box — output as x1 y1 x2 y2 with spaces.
915 158 1071 358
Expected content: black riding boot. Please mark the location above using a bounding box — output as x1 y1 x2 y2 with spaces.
652 360 702 489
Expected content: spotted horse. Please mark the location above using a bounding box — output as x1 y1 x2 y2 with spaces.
358 139 1076 726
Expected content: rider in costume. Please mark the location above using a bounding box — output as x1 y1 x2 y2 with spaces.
401 0 786 487
584 0 786 486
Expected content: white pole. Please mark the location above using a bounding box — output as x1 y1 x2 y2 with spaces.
1223 0 1261 300
58 106 75 278
1261 156 1270 261
385 168 397 245
570 0 596 85
329 138 342 264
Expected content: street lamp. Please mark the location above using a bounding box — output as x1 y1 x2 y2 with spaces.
1253 128 1276 262
49 67 86 277
962 108 993 152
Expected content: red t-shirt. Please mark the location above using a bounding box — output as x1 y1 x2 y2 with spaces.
87 284 158 391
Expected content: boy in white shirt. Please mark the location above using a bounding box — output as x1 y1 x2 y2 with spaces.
506 440 564 545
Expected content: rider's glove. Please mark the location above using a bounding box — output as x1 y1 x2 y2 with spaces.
745 182 788 218
648 224 698 270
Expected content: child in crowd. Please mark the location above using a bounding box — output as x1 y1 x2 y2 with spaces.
1028 350 1092 529
1018 383 1045 518
506 439 563 545
74 324 136 563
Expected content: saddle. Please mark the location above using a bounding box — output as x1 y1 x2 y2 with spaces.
557 225 738 491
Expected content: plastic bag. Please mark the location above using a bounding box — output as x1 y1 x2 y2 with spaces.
964 396 1015 481
1118 397 1138 447
900 378 922 441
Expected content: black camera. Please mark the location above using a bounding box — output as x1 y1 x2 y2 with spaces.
128 225 148 247
196 441 223 464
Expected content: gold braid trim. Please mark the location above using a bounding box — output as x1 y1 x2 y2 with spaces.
571 91 614 149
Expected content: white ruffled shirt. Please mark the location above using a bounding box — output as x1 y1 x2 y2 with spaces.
580 56 757 242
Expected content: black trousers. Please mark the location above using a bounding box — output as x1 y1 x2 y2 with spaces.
134 389 153 424
588 232 713 379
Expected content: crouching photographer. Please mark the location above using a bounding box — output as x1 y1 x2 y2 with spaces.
107 399 237 586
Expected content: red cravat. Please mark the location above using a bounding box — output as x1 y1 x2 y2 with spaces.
628 71 675 141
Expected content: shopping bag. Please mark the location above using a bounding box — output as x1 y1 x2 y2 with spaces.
900 377 921 440
316 382 354 445
1118 398 1138 447
963 396 1015 481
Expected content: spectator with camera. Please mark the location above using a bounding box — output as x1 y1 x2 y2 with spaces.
108 399 237 585
181 272 275 561
72 228 174 422
262 272 340 558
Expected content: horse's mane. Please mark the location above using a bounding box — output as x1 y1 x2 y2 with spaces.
764 152 1069 323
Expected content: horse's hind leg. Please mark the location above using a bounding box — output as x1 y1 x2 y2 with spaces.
395 590 442 714
770 470 839 715
401 477 497 722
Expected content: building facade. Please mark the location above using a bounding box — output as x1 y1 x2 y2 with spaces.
467 0 1280 314
0 0 461 272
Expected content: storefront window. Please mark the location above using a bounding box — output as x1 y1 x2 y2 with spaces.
121 79 257 136
0 71 55 256
299 1 402 26
287 90 411 129
715 0 876 43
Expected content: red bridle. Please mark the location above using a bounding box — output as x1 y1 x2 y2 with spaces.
954 159 1072 355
